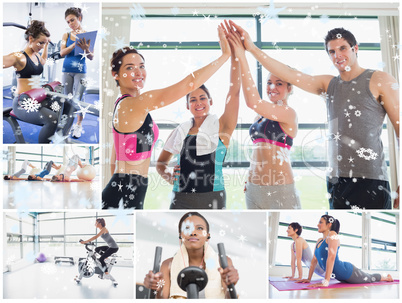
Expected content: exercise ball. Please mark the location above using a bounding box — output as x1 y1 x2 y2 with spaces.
37 253 47 263
76 165 96 181
30 168 41 175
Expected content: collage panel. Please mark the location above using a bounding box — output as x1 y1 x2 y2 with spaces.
3 2 100 144
268 211 399 299
101 2 398 211
135 211 267 299
3 210 134 299
3 144 100 209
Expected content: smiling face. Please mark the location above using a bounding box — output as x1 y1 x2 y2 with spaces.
266 74 291 103
113 53 146 90
287 225 296 237
180 215 210 250
327 38 358 72
187 88 212 118
29 34 49 53
317 217 330 233
65 14 82 32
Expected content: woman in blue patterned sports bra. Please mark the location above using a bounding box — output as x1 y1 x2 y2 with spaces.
297 215 393 287
226 22 300 209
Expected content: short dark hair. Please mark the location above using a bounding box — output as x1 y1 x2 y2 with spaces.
4 175 10 180
321 215 340 234
289 222 302 236
25 20 50 41
186 84 212 104
324 28 357 53
178 212 210 235
110 46 145 86
65 7 83 20
96 218 106 227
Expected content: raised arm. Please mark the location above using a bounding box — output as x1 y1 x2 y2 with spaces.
226 25 297 125
40 42 49 65
228 20 333 96
219 22 240 143
3 52 20 69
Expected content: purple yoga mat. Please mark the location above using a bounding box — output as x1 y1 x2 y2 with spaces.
269 277 399 291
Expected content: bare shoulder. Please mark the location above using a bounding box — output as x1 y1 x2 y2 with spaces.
161 257 173 269
371 70 397 83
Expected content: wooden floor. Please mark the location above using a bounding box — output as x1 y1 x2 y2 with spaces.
3 179 101 209
269 278 400 299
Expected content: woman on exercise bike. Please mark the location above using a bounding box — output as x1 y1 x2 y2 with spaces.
3 20 61 143
143 212 239 299
80 218 119 279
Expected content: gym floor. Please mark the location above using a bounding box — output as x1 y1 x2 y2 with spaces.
3 178 100 209
3 263 133 299
269 279 400 299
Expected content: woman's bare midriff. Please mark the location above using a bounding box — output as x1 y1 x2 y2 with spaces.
16 79 38 95
115 158 151 177
248 142 294 186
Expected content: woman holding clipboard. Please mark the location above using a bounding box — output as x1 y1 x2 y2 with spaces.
60 7 94 139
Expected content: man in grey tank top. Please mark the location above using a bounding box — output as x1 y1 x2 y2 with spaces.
230 23 399 209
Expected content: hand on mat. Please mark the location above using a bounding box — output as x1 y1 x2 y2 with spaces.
295 279 311 283
286 277 301 281
219 266 239 285
144 270 164 290
307 282 328 288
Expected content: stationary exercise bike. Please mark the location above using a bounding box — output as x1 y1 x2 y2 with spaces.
75 240 118 286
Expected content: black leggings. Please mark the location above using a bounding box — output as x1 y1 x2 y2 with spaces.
95 246 119 269
102 173 148 209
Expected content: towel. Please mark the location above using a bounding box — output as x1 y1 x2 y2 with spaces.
164 114 220 156
169 243 226 299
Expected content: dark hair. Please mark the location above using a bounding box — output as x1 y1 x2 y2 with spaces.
65 7 83 20
96 218 106 227
186 84 212 104
4 175 10 180
111 46 145 86
178 212 210 235
324 28 357 53
321 215 340 234
289 222 302 236
25 20 50 41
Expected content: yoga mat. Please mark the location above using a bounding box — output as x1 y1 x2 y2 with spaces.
269 277 399 291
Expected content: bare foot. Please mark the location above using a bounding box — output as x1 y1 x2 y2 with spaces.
381 274 393 282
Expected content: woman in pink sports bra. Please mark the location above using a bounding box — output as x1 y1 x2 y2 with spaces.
227 20 301 209
102 26 231 209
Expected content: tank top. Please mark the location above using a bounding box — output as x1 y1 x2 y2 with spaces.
173 135 226 193
249 117 293 149
101 232 118 249
113 94 159 161
16 51 43 78
326 69 388 180
292 242 325 277
62 33 87 73
314 237 353 281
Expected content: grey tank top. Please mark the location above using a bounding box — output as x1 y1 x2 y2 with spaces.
101 232 118 248
326 69 388 180
293 242 325 277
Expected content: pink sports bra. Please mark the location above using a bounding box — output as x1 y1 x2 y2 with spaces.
113 94 159 161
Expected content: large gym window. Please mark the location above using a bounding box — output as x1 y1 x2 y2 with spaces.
130 13 391 209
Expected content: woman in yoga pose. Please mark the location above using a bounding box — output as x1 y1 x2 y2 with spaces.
80 218 119 279
4 160 36 180
143 212 239 299
102 25 231 209
297 215 393 287
284 222 324 281
60 7 94 139
225 20 300 209
51 154 86 181
2 21 61 143
156 24 240 209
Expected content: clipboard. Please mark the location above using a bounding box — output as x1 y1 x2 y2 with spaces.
74 30 97 56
